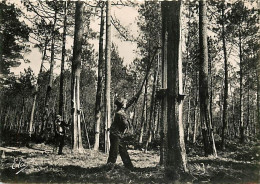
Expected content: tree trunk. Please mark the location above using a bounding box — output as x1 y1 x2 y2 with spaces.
17 98 25 134
3 107 10 131
0 21 3 77
193 72 199 143
162 1 188 177
104 0 111 154
139 80 147 144
232 91 236 138
221 3 228 150
71 1 84 153
238 29 244 143
186 93 191 142
29 36 48 137
59 1 68 117
144 83 148 132
81 111 91 149
132 104 136 132
246 80 250 137
257 45 260 136
209 42 213 132
159 22 167 166
93 3 105 151
144 59 159 152
177 2 186 168
156 104 160 137
41 9 57 136
153 69 160 138
199 0 217 157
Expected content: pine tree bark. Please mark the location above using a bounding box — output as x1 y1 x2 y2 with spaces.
153 65 160 138
145 60 159 152
59 1 68 117
232 91 236 138
41 9 57 135
71 1 84 153
186 93 191 142
246 76 250 136
0 21 3 77
238 29 244 143
221 3 228 150
139 80 147 144
17 98 25 134
257 47 260 136
177 2 186 170
104 0 111 153
209 45 213 132
29 37 48 137
162 0 188 177
199 0 217 157
93 3 105 151
159 17 168 166
193 72 199 143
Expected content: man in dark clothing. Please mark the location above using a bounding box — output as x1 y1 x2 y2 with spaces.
107 98 134 170
54 115 68 155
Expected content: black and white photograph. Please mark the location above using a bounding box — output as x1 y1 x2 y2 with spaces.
0 0 259 183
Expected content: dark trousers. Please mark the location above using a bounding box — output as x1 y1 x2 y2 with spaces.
55 134 65 154
107 133 133 169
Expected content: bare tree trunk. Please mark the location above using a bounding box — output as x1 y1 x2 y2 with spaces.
186 93 191 142
153 102 159 138
81 111 91 149
71 1 84 153
209 43 214 132
177 3 186 163
153 70 160 138
40 8 58 137
246 80 250 137
156 105 160 137
162 0 188 177
17 98 25 134
159 27 167 166
0 21 3 77
132 104 136 132
199 0 217 157
193 72 199 143
59 1 68 117
221 3 228 150
64 80 68 123
3 107 10 131
257 45 260 136
144 84 148 133
93 3 105 151
104 0 111 154
29 37 48 137
139 80 147 144
144 59 159 152
238 29 244 143
232 91 236 138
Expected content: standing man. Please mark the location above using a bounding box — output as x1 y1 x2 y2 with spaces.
54 115 68 155
107 98 134 170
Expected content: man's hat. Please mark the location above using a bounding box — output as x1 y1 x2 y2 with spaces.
56 115 62 119
115 98 126 108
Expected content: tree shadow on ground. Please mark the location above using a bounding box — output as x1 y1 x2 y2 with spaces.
0 163 163 183
188 157 259 184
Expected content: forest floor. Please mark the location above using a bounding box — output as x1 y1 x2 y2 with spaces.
0 139 259 184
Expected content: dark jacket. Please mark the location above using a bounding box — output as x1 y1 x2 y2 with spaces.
110 109 129 138
55 120 68 136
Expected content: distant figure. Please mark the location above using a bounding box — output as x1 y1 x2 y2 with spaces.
54 115 69 155
107 98 134 170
